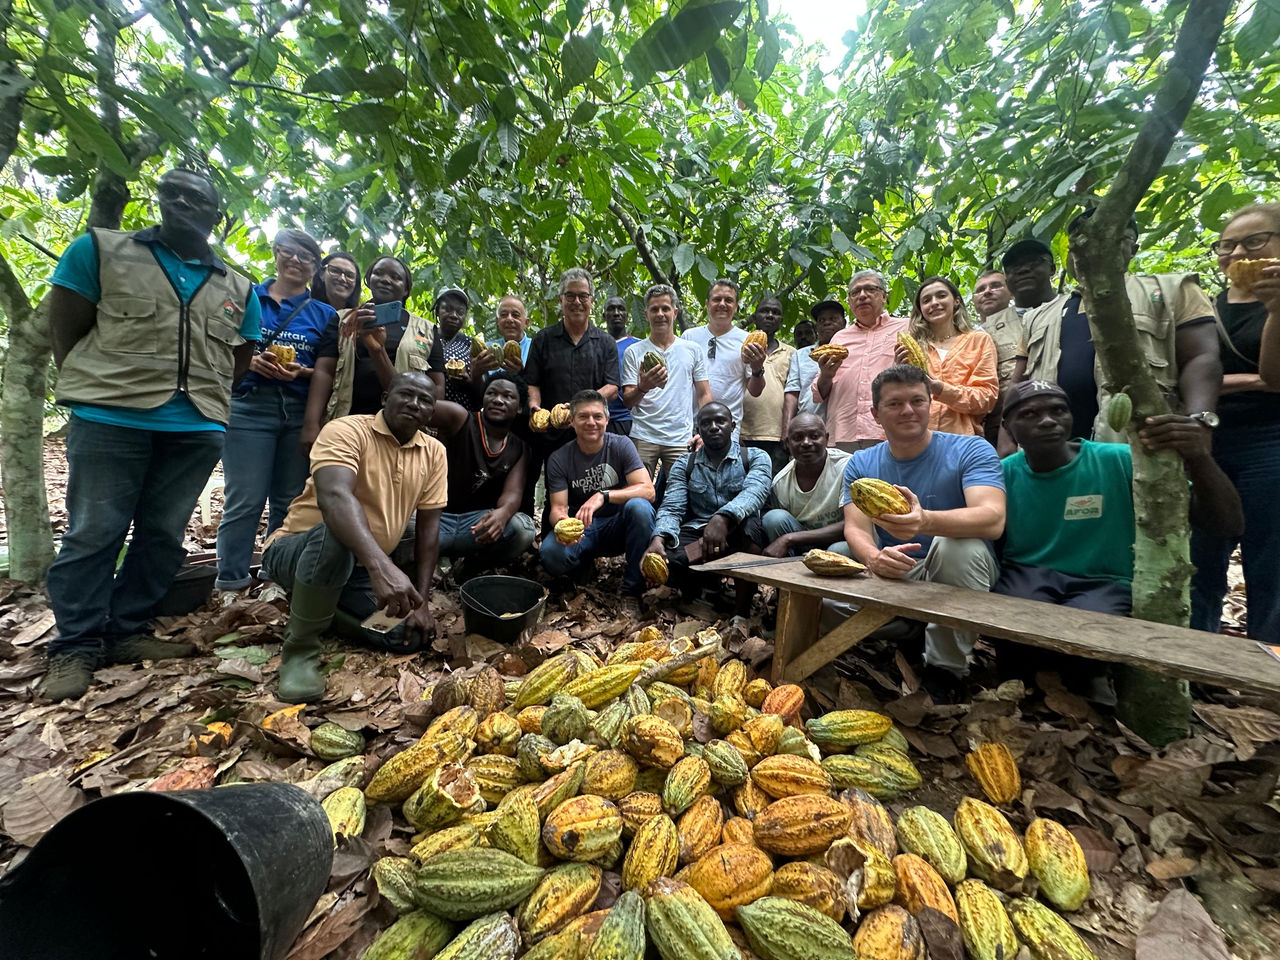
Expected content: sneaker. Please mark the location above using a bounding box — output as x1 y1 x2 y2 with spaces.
37 654 97 701
105 635 199 664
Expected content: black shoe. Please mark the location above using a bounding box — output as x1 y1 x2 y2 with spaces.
919 665 967 705
105 635 198 664
37 654 98 701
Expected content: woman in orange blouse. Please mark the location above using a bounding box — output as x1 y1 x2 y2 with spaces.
898 276 998 436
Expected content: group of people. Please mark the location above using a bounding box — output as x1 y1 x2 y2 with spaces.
35 164 1279 708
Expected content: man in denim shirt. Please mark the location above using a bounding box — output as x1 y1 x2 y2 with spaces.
644 402 772 616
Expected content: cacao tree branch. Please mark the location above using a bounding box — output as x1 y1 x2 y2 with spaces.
608 199 668 286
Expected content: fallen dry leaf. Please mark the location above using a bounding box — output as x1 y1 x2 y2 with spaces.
0 770 84 846
1145 856 1198 881
1135 888 1231 960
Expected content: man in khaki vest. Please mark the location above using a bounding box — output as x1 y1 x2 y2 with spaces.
41 167 260 701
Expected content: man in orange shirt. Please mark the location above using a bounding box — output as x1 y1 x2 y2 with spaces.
813 270 908 451
261 371 448 702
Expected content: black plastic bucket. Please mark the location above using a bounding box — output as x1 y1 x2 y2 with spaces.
0 783 332 960
460 575 548 644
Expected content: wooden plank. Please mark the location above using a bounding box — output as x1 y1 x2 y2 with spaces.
773 590 821 685
712 553 1280 695
783 606 896 684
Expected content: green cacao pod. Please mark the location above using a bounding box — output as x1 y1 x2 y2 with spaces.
310 721 365 761
434 912 520 960
1009 896 1099 960
820 751 921 799
662 755 712 815
1106 391 1132 433
583 889 646 960
563 662 646 708
703 740 750 787
805 709 893 749
640 351 665 372
514 653 580 709
589 701 631 748
955 879 1020 960
1025 817 1090 911
518 733 559 781
895 805 967 886
402 763 482 832
370 857 419 914
485 787 541 865
361 910 453 960
643 877 739 960
736 896 857 960
543 693 591 745
518 862 604 943
413 848 546 920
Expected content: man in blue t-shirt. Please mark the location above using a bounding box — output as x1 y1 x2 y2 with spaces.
41 167 262 701
839 365 1006 700
605 296 638 435
540 390 656 608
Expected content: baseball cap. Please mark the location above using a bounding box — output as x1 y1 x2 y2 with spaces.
1001 238 1053 270
1002 379 1069 417
433 287 469 310
809 297 847 321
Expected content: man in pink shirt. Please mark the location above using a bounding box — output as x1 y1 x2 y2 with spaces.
813 270 908 451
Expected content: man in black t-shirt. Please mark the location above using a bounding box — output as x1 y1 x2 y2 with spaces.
429 375 534 580
539 390 656 603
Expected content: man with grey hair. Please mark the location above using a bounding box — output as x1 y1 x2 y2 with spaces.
622 283 713 480
524 267 621 524
681 278 766 438
813 268 908 451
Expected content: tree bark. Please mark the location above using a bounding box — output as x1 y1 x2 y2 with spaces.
1069 0 1231 746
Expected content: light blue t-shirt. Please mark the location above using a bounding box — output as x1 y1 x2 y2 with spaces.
52 231 262 432
681 324 750 427
840 431 1004 553
621 337 709 446
785 344 826 419
609 336 639 423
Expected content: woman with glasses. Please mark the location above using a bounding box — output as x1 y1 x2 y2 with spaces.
898 275 998 436
326 255 445 418
1191 204 1280 640
215 229 339 593
302 251 361 446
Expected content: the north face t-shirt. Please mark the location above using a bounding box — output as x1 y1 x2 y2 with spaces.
546 432 644 519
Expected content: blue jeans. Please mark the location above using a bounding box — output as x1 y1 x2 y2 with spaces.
539 498 656 594
215 387 311 588
439 511 535 566
261 522 393 619
46 418 224 658
1191 421 1280 639
761 508 851 555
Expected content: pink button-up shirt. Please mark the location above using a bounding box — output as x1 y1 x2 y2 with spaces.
814 313 908 444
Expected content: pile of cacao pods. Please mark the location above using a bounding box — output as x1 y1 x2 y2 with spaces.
300 625 1097 960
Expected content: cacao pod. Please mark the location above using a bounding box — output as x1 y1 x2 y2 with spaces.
742 329 769 356
897 331 929 371
770 861 847 922
445 357 468 379
362 910 454 960
425 705 480 742
530 408 552 432
434 912 520 960
517 862 604 943
265 343 296 364
732 778 772 820
802 549 867 577
840 788 898 858
466 754 526 805
470 335 487 359
310 722 364 761
851 904 926 960
743 677 773 708
685 842 774 920
805 709 893 749
582 889 646 960
365 730 471 805
721 816 755 845
321 786 366 842
583 749 639 800
550 403 573 428
775 727 821 762
503 339 522 364
1227 256 1280 292
737 896 858 960
414 848 546 920
617 790 664 838
402 762 482 832
641 551 669 584
893 853 958 922
751 754 833 798
563 662 645 709
965 742 1021 806
955 879 1020 960
640 351 665 372
543 794 624 862
753 794 851 856
895 806 967 886
663 755 712 815
514 653 579 708
954 796 1028 892
643 877 738 960
485 787 540 865
554 517 585 545
1025 818 1090 911
821 750 921 799
621 813 679 890
677 794 725 865
475 711 522 756
543 693 591 745
847 478 911 518
760 684 804 723
409 821 482 864
621 714 684 768
371 856 419 914
1009 896 1099 960
810 343 850 363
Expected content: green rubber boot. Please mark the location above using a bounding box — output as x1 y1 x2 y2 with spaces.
278 580 338 703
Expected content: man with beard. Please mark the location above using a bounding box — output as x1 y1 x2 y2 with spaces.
760 414 852 557
262 371 447 703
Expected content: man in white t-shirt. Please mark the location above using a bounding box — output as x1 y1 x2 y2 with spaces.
761 414 852 557
681 278 766 436
622 284 712 481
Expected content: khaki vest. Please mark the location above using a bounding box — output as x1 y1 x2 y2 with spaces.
981 304 1024 387
55 228 252 426
1022 273 1193 441
326 309 438 420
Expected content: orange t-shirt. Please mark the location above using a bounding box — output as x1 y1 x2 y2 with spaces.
926 330 999 436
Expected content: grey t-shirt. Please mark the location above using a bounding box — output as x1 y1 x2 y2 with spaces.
621 337 709 446
546 433 645 519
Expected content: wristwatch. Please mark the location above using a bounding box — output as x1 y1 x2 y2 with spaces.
1189 411 1220 429
601 490 611 505
750 368 764 378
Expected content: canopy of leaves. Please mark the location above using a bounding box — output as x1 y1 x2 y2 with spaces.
1 0 1279 336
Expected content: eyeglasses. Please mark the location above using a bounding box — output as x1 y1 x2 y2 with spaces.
849 284 885 298
324 265 357 282
707 338 717 360
275 246 316 267
1210 231 1279 256
561 292 593 304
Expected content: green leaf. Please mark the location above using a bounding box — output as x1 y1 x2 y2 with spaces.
446 139 483 184
755 22 780 82
697 252 719 282
707 46 731 94
561 31 600 91
337 103 399 136
497 123 520 164
673 243 695 275
625 0 747 86
1236 0 1280 61
579 158 611 211
526 120 566 167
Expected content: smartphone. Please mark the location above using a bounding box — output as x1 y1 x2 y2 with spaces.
361 609 408 633
366 300 403 328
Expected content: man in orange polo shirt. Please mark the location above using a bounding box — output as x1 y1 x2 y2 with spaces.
261 370 447 702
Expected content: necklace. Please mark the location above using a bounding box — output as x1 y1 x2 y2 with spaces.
477 413 508 456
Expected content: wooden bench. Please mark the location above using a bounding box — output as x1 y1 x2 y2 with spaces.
701 553 1280 696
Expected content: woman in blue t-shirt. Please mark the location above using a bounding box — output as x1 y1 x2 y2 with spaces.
215 229 339 591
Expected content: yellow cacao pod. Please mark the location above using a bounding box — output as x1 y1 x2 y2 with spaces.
685 842 774 921
444 357 468 379
750 754 833 799
720 816 754 845
770 861 847 922
676 794 725 865
897 331 929 371
583 749 639 801
530 408 552 432
805 709 893 749
321 786 366 842
965 742 1022 806
955 879 1019 960
742 329 769 356
840 788 898 859
554 517 585 545
753 794 852 856
621 813 679 890
1009 896 1099 960
743 678 773 708
409 821 482 864
621 714 684 769
663 755 712 816
852 904 926 960
641 552 669 584
476 711 523 756
550 403 572 428
810 343 850 363
517 862 604 943
1227 256 1280 292
848 478 911 518
802 548 867 577
1025 818 1090 911
563 662 645 709
365 730 472 805
617 790 664 838
895 805 967 886
954 797 1029 892
503 339 522 364
732 778 773 820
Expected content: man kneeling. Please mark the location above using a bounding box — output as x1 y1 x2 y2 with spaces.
840 365 1006 700
539 390 656 606
263 371 445 702
761 413 852 557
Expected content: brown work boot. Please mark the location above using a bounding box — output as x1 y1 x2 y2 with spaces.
106 635 198 664
37 654 98 701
